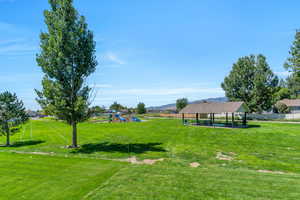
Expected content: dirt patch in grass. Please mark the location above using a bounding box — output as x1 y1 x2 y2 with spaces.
257 170 285 175
190 162 201 168
216 152 235 161
117 156 164 165
12 151 55 156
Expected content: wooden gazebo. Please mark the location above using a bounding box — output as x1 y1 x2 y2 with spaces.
179 101 248 128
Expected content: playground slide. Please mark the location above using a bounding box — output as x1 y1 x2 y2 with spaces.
131 117 141 122
118 116 127 122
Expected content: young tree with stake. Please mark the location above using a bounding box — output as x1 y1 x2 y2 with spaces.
35 0 97 148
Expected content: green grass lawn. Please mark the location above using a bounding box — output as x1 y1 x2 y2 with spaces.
0 118 300 199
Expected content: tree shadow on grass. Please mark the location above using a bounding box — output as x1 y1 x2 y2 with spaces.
9 140 45 147
71 142 166 154
245 124 261 129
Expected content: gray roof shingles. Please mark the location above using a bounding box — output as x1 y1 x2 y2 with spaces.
179 101 246 114
278 99 300 107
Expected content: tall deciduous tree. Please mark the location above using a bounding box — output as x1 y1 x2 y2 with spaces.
35 0 97 148
176 98 188 112
221 54 278 113
0 92 28 146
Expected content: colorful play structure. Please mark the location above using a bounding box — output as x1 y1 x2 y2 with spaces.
109 113 141 123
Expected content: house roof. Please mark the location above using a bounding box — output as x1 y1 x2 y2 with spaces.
179 101 247 114
278 99 300 107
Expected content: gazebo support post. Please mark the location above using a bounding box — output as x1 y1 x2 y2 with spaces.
212 113 215 125
196 113 199 125
243 112 247 126
182 113 185 125
226 113 228 126
232 113 234 128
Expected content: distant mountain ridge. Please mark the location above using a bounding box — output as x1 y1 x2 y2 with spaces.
148 97 228 111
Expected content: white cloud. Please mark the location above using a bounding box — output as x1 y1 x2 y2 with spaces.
0 38 25 45
0 22 19 33
0 73 41 83
0 36 37 56
0 43 37 55
110 87 224 96
274 71 291 76
100 52 126 65
90 84 112 88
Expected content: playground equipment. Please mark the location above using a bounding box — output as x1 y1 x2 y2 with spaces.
115 114 127 122
110 113 141 123
131 117 141 122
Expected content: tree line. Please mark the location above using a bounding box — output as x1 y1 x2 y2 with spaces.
91 102 147 116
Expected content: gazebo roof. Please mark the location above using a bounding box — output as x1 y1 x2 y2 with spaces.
278 99 300 107
179 101 247 114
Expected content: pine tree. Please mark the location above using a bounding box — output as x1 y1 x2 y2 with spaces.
0 92 28 146
285 30 300 97
285 30 300 72
35 0 97 148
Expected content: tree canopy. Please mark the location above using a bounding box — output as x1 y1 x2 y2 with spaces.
35 0 97 148
109 102 125 111
283 30 300 98
284 30 300 73
221 54 278 113
137 102 146 114
90 106 106 116
274 88 292 101
0 92 28 146
176 98 188 112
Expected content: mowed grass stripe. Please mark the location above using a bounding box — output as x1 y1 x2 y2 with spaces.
0 152 127 200
89 163 300 200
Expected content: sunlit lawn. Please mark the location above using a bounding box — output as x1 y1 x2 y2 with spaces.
0 118 299 199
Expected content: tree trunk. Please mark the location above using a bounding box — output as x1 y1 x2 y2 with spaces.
6 131 10 147
72 122 78 148
5 123 10 147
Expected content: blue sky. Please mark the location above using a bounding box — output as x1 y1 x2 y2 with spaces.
0 0 298 109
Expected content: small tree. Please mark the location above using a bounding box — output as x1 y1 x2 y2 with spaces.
109 102 125 112
137 102 146 114
0 92 28 146
35 0 97 148
90 106 105 117
176 98 188 112
273 102 290 114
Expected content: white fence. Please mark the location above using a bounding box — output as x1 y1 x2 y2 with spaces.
159 113 300 120
214 113 300 120
247 113 300 120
